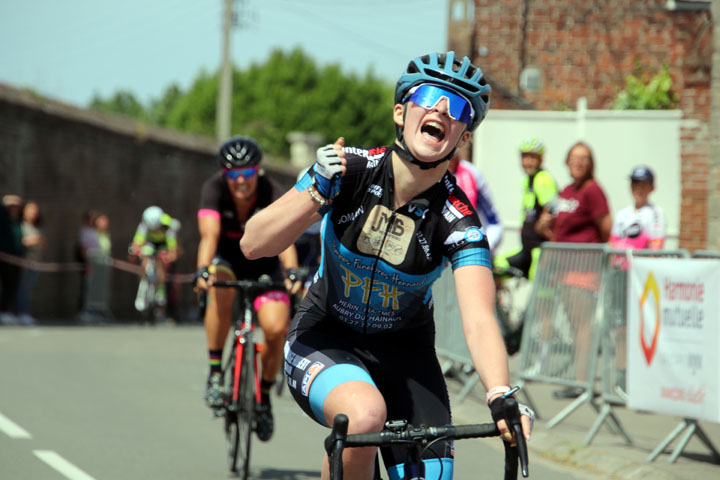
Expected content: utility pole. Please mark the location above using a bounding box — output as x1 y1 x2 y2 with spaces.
216 0 234 142
709 0 720 250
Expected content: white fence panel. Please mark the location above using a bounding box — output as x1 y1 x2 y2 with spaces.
472 106 682 253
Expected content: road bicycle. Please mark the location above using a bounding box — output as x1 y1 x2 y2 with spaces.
130 243 165 324
211 276 289 478
324 396 529 480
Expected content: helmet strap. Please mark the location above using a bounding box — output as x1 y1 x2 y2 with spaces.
393 106 456 170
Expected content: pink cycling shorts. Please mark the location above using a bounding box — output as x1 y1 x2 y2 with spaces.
253 290 290 311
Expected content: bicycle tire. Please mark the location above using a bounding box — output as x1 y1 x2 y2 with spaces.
235 336 255 478
225 411 240 473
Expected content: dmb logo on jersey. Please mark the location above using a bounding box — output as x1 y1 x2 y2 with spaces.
357 205 414 265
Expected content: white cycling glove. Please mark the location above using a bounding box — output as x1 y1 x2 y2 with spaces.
312 144 344 199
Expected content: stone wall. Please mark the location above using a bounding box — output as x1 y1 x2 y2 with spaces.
0 85 296 321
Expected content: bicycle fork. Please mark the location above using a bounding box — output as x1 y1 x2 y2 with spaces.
231 327 262 406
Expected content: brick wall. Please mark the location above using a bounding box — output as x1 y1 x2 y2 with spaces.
469 0 712 251
0 85 296 321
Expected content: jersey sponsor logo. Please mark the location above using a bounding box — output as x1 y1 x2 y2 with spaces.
367 184 383 198
338 206 364 225
442 195 472 222
301 361 325 396
408 204 428 219
443 175 455 193
343 146 387 168
357 205 414 265
444 227 485 248
338 265 405 310
464 227 484 242
416 231 432 261
625 222 642 238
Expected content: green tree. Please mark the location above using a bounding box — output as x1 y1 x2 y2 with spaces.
90 90 147 119
148 83 183 125
90 47 397 160
612 64 679 110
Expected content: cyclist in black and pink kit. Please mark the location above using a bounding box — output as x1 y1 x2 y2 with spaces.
241 52 533 479
194 136 302 441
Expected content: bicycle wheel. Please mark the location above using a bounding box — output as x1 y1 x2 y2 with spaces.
227 336 255 478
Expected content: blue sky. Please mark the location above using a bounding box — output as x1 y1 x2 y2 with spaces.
0 0 449 107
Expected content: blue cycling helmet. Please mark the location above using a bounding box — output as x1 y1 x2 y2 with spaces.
395 52 491 132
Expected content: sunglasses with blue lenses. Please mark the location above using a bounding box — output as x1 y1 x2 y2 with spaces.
407 84 474 125
224 166 259 180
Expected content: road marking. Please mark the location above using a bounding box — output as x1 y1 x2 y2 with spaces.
34 450 97 480
0 411 32 438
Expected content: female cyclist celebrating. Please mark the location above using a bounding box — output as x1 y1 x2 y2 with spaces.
241 52 532 480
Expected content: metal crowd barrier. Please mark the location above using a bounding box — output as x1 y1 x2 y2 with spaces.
516 242 607 428
433 267 479 402
584 248 689 446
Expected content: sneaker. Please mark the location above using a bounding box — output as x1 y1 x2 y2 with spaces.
0 313 18 326
204 372 227 412
18 314 37 326
255 402 274 441
552 386 585 399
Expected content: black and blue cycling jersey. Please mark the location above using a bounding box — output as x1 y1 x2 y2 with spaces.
295 145 492 334
286 146 493 478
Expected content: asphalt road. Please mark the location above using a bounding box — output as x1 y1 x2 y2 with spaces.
0 326 599 479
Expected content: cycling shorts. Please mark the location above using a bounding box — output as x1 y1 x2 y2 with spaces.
211 256 289 308
284 308 454 477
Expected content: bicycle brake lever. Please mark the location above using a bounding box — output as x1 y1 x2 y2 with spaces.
503 397 529 477
325 414 349 455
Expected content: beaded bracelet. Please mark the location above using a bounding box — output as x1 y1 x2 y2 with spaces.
308 185 332 214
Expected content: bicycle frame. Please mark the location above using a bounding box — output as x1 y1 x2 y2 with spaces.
228 294 261 410
134 254 158 314
212 277 288 478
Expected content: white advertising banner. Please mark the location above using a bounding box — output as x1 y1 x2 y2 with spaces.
627 257 720 422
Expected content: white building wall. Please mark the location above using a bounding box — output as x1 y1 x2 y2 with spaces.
472 105 682 254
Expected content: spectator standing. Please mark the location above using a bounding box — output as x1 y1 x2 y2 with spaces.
17 200 44 325
95 212 112 257
495 137 557 279
534 141 612 399
535 141 611 243
0 194 25 325
75 209 100 310
610 166 666 250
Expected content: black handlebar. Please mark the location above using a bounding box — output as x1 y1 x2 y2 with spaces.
211 274 286 292
325 406 530 479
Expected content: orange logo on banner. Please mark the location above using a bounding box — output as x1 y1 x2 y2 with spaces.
639 272 661 365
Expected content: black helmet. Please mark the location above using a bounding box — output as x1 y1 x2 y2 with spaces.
217 136 262 169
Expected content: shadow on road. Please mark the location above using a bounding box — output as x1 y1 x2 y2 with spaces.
253 468 321 479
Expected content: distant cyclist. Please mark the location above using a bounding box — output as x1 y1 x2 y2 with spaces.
448 149 503 253
494 137 557 280
194 135 302 441
129 205 180 307
610 165 666 251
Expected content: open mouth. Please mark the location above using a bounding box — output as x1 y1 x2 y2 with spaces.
421 120 446 143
